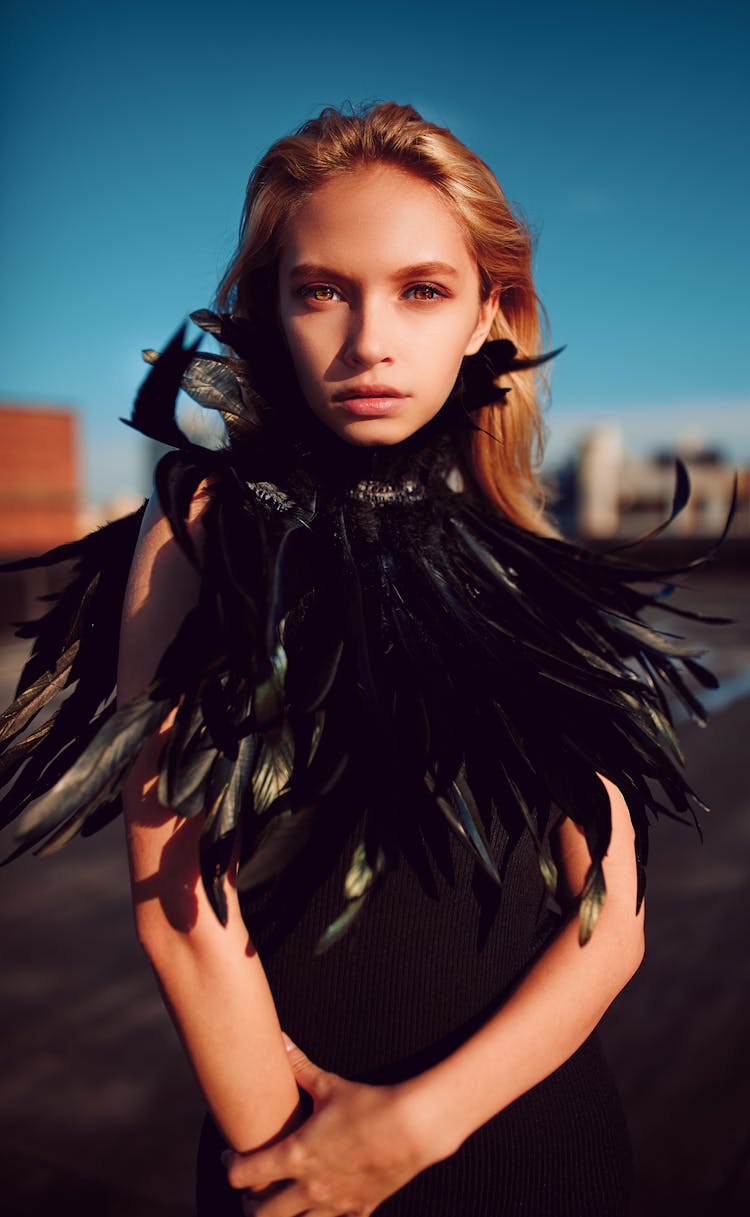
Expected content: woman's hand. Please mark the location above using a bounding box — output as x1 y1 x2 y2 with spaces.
223 1037 447 1217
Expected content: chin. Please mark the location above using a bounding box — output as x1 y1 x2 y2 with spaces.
332 416 430 448
343 430 407 447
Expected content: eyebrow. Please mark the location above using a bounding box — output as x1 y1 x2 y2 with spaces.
287 261 461 283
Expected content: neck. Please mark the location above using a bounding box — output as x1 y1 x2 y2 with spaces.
242 393 468 500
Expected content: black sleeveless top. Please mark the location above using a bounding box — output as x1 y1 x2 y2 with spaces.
196 810 633 1216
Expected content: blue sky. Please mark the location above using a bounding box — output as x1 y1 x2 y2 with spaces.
1 0 747 502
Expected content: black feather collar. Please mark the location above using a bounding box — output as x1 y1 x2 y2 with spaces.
0 313 732 951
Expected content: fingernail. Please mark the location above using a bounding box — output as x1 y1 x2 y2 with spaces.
281 1031 296 1052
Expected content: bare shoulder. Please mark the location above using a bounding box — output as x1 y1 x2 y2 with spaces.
117 480 212 703
552 775 636 902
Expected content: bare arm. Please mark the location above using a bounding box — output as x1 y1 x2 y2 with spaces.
399 774 644 1153
118 489 300 1152
224 775 644 1216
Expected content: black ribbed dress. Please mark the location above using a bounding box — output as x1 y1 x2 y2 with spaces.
196 803 633 1216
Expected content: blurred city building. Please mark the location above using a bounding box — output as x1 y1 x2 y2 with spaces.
0 403 83 631
550 423 750 542
0 404 81 556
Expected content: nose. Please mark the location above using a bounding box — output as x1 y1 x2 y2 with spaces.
342 300 393 369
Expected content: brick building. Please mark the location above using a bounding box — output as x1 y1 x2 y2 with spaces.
0 403 81 631
0 404 80 556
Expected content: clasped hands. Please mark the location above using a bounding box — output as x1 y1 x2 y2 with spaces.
222 1035 448 1217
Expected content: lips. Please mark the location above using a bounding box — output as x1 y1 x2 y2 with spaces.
332 384 405 401
332 384 407 418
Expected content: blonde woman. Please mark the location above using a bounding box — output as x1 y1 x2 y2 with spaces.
2 103 717 1215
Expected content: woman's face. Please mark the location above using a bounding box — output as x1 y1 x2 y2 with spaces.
277 164 498 446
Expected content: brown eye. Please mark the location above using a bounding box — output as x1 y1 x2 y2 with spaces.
300 284 342 302
405 283 444 301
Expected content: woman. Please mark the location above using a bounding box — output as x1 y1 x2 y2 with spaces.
120 103 644 1216
1 102 719 1215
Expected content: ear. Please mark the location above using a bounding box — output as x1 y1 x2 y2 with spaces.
464 289 501 356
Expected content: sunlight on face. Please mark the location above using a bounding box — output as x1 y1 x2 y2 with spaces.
277 165 498 446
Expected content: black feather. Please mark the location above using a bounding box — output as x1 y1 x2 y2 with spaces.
122 325 197 447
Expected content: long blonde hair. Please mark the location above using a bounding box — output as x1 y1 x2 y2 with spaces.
217 102 554 534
